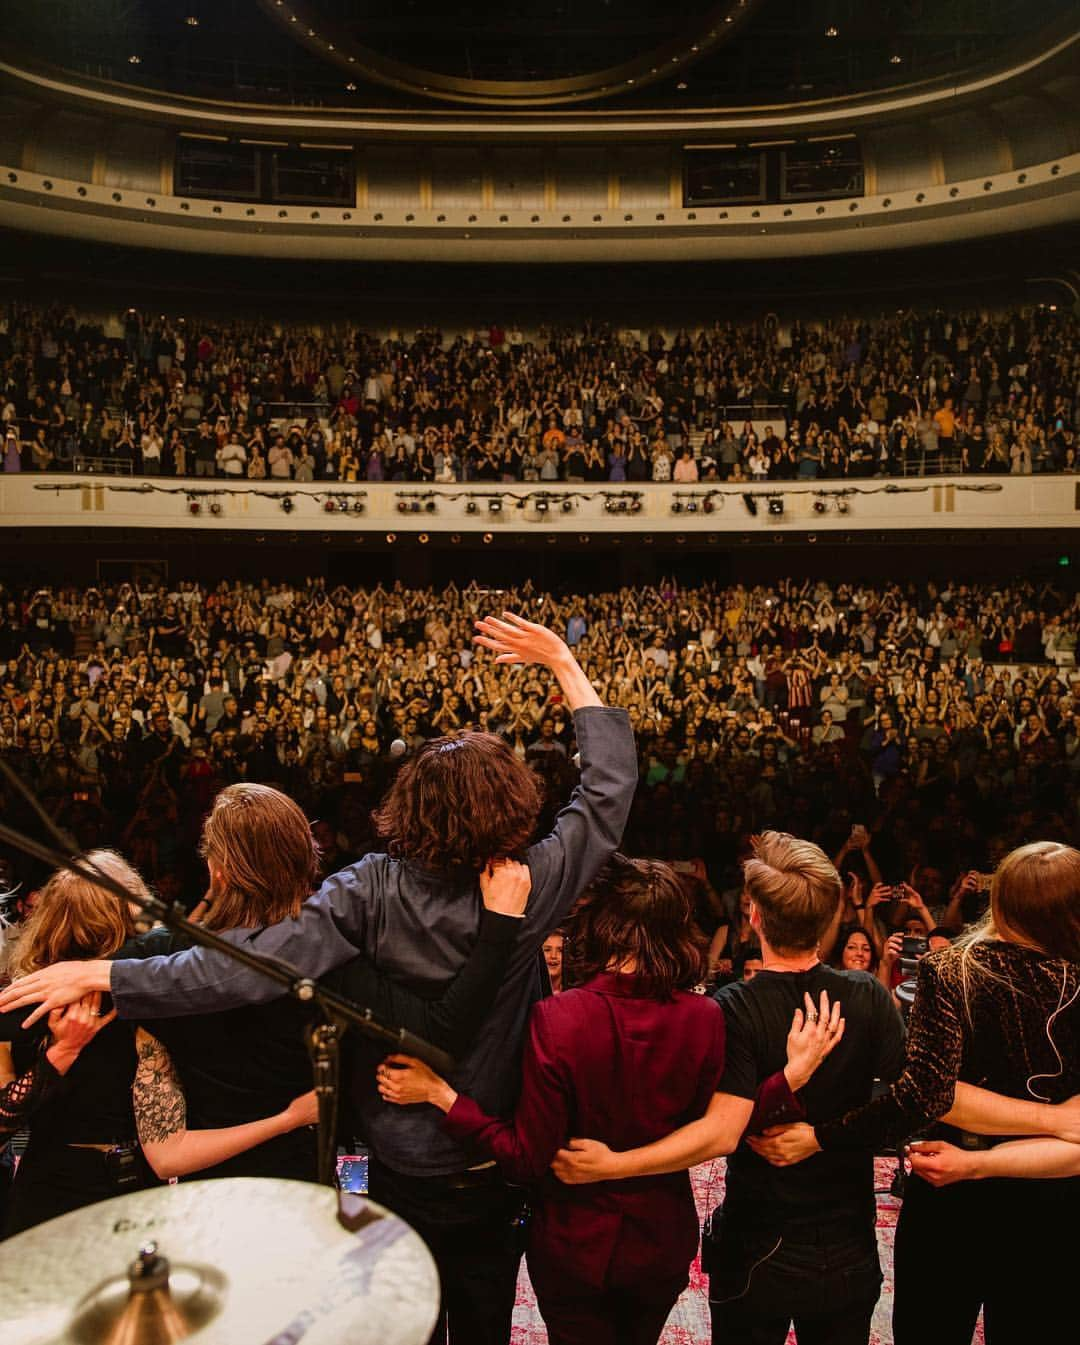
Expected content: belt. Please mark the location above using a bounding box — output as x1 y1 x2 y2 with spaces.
67 1140 138 1153
432 1163 501 1191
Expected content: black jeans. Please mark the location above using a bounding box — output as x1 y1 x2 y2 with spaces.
2 1142 156 1240
708 1210 881 1345
893 1172 1073 1345
368 1157 522 1345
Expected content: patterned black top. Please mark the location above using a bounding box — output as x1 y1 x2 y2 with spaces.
817 940 1080 1152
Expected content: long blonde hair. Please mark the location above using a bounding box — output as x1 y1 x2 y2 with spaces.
13 850 147 977
952 841 1080 1016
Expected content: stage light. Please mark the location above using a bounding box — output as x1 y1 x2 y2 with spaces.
465 500 478 514
767 498 784 516
685 500 699 514
188 500 201 516
385 532 397 543
397 501 409 513
813 499 826 514
351 499 365 514
482 532 493 544
629 498 642 513
1058 555 1071 567
488 499 502 514
703 499 715 514
836 498 850 514
418 533 429 544
425 500 437 513
280 497 293 514
671 501 683 514
562 499 574 513
209 501 222 516
324 499 337 513
410 501 422 514
536 499 549 514
742 494 758 516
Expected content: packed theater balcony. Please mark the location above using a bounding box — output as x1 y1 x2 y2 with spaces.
2 302 1076 485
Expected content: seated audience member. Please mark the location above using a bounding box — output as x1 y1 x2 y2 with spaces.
377 854 840 1345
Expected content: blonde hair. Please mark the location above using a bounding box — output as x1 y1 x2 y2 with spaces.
13 850 147 977
952 841 1080 1014
743 831 842 954
199 783 317 931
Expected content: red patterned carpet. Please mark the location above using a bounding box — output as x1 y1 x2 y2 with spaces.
510 1158 984 1345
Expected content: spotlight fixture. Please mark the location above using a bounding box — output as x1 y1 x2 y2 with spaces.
209 501 222 516
825 25 838 38
836 498 850 514
488 499 502 514
767 498 784 516
351 499 365 514
889 52 902 64
561 499 574 513
397 500 409 513
324 499 337 513
813 499 826 514
418 533 430 545
482 532 493 544
671 501 683 514
385 533 397 543
128 54 141 64
188 500 201 516
685 500 699 514
280 497 293 514
410 501 422 514
424 500 437 513
535 499 549 514
465 500 478 514
185 15 200 26
742 494 758 517
703 499 715 514
629 498 643 514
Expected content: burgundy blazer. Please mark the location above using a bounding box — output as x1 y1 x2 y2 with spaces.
443 972 802 1293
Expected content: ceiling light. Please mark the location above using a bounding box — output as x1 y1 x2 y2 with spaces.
345 82 357 91
676 81 688 90
128 54 141 64
185 15 199 27
889 53 903 64
825 25 838 38
767 497 784 516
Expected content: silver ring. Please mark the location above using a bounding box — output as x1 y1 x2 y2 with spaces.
806 1012 819 1023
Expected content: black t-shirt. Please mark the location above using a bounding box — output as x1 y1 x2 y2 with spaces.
715 964 904 1228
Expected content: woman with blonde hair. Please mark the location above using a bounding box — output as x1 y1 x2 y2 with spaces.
750 840 1080 1343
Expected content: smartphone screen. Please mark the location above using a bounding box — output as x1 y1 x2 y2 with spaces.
337 1153 369 1195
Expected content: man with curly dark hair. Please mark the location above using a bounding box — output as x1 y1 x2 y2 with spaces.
7 611 637 1345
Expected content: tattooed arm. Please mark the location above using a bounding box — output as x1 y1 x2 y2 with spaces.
133 1028 317 1179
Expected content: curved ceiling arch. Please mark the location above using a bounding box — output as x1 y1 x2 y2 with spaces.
254 0 763 107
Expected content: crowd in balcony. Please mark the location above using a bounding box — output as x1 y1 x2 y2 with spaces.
0 301 1076 483
1 572 1076 958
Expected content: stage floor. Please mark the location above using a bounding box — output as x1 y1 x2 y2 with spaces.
510 1157 981 1345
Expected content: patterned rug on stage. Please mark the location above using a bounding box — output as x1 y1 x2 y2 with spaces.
510 1158 985 1345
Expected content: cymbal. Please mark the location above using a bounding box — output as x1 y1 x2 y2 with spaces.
0 1179 439 1345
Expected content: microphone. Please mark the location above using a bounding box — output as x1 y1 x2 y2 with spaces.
389 738 407 757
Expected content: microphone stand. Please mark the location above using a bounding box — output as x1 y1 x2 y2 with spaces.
0 769 455 1197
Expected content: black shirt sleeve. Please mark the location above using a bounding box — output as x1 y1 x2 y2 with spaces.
328 908 522 1058
714 987 759 1101
817 954 959 1153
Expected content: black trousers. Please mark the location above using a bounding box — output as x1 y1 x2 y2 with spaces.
3 1142 156 1240
708 1211 881 1345
368 1156 522 1345
893 1172 1074 1345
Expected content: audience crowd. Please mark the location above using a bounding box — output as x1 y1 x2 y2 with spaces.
1 571 1078 969
1 301 1077 484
